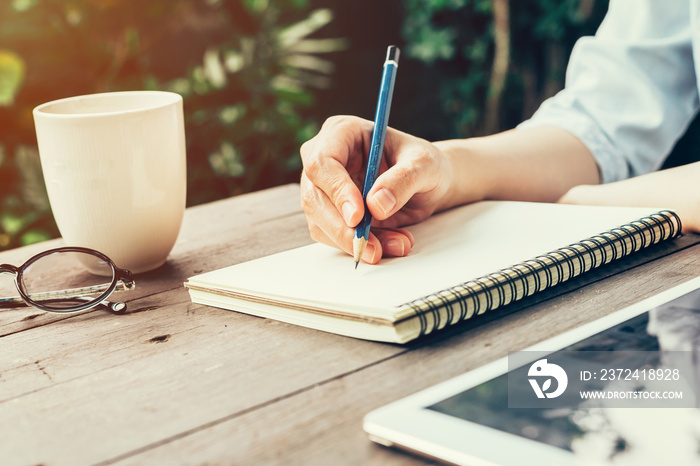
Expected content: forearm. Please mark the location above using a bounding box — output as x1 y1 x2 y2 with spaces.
560 161 700 233
433 126 601 211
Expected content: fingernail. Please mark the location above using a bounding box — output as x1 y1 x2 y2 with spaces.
361 244 376 263
385 238 405 256
341 201 354 225
372 188 396 217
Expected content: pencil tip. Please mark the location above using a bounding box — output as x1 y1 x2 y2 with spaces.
354 261 359 270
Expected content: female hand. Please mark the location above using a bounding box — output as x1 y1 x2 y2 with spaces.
300 115 454 264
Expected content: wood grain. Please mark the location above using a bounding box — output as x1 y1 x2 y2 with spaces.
1 184 698 466
112 242 700 466
0 184 310 337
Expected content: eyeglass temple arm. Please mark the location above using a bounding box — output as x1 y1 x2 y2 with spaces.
0 280 135 313
0 296 128 314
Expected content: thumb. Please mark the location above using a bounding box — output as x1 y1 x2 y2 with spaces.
365 160 424 221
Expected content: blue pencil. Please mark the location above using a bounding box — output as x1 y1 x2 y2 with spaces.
353 45 400 269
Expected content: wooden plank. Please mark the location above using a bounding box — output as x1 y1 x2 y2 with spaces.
0 288 404 465
0 210 317 399
0 184 309 337
0 210 405 464
2 183 698 465
108 242 700 465
0 292 401 464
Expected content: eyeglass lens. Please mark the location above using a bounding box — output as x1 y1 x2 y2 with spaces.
20 250 115 310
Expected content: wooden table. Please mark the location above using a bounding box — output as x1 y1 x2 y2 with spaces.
1 184 699 465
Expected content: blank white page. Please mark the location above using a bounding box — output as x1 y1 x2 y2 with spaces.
187 201 664 319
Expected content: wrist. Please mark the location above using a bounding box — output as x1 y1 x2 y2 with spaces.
432 139 489 211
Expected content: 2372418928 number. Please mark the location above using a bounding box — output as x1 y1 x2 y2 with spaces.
597 368 680 381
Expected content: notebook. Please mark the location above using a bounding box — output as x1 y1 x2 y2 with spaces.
184 201 682 343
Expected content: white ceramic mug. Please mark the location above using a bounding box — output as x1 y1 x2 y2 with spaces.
33 91 187 275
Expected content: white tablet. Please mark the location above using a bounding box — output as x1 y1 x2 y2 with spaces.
364 276 700 466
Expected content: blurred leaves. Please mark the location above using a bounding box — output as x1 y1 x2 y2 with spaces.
0 50 25 106
0 144 56 249
15 145 50 212
402 0 608 137
12 0 39 12
0 0 344 250
0 0 609 251
209 141 246 177
157 3 347 199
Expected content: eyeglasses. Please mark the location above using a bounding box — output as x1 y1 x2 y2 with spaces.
0 246 135 314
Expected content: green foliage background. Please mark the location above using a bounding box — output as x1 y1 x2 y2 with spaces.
0 0 610 251
400 0 608 137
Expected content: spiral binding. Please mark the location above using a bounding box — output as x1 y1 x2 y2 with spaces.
399 210 682 337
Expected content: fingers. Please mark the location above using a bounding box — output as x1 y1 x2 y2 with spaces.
361 234 383 265
366 160 419 220
300 115 447 264
351 229 414 265
301 171 357 256
366 135 448 221
300 116 370 227
373 228 414 257
301 171 414 263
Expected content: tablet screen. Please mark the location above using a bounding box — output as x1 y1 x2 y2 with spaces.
428 288 700 463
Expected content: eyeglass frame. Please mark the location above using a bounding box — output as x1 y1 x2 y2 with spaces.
0 246 135 313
